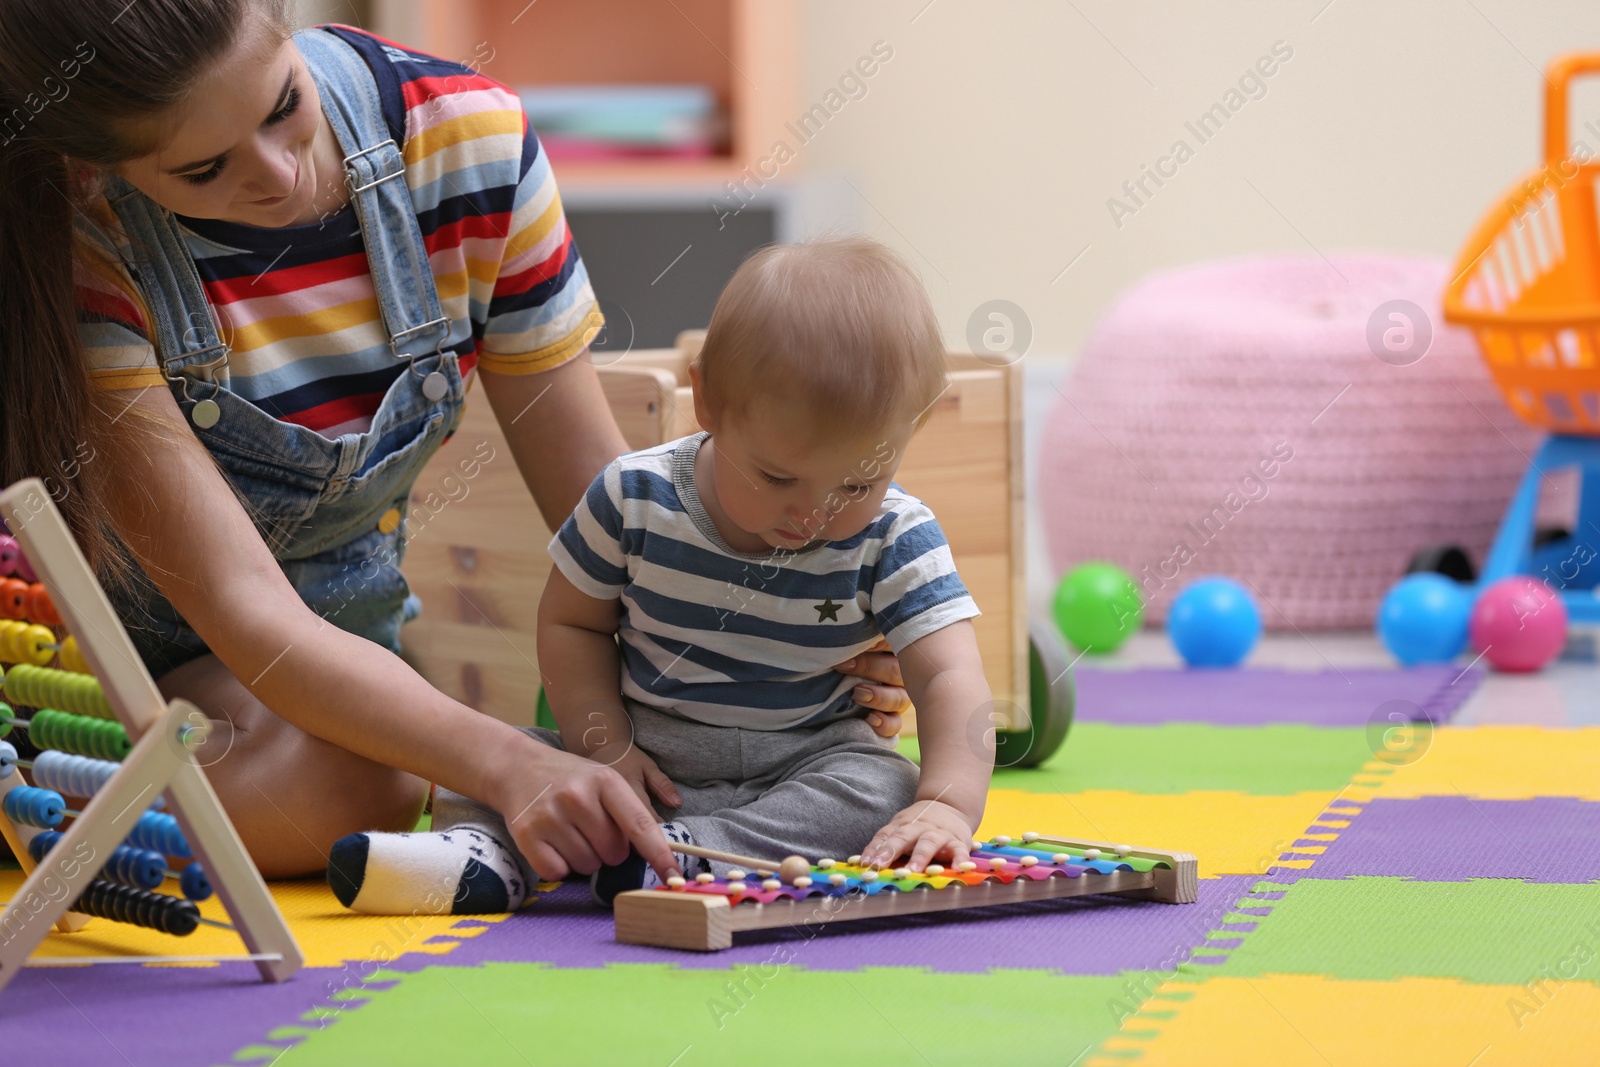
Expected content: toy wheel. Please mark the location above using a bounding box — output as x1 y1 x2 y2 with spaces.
994 619 1076 768
1405 544 1476 583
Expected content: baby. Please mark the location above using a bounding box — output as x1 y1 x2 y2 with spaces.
330 236 995 914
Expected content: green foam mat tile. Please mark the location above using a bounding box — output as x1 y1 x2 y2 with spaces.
906 724 1373 795
1209 876 1600 984
258 962 1152 1066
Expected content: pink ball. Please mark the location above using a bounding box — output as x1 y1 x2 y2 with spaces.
1469 577 1568 672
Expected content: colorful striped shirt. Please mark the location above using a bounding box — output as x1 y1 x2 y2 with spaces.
548 433 981 730
72 24 601 437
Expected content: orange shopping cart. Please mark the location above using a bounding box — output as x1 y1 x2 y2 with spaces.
1443 53 1600 622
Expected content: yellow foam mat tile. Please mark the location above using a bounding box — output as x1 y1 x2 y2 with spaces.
1379 726 1600 800
1089 975 1600 1067
979 789 1337 878
1 872 514 968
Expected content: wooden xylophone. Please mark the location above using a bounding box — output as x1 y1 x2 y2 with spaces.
615 833 1198 951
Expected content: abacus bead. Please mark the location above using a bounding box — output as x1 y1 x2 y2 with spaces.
179 862 213 902
0 534 16 576
0 739 15 777
695 872 716 884
11 552 34 585
726 868 746 881
761 878 781 891
20 625 55 667
666 876 687 889
0 701 12 739
828 873 847 886
1022 831 1040 843
793 876 813 888
1084 848 1102 861
0 578 27 619
778 856 811 884
1020 856 1039 866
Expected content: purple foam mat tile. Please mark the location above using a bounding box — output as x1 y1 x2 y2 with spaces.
0 961 369 1067
434 875 1258 976
1074 665 1485 726
1304 796 1600 883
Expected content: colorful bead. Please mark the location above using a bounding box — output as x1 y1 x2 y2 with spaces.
72 880 199 937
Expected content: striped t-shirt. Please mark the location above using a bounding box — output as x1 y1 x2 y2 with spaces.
72 24 601 437
548 432 981 730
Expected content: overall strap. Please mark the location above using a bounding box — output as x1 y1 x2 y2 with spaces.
294 27 449 361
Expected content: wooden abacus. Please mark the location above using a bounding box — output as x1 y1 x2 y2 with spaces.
615 833 1198 951
0 478 301 999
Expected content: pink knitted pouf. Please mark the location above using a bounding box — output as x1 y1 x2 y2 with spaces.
1039 254 1541 630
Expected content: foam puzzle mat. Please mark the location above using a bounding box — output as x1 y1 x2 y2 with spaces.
4 664 1596 1066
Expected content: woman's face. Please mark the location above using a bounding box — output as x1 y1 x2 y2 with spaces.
113 20 329 227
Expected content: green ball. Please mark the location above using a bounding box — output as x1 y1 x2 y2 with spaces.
1053 562 1143 653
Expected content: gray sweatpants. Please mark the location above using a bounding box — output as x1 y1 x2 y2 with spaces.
435 699 921 881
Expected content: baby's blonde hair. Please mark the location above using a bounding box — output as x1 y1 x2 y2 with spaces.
694 236 947 438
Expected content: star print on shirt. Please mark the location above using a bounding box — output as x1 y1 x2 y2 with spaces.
814 598 842 622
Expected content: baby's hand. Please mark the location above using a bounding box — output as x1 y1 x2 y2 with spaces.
860 800 974 871
594 744 682 811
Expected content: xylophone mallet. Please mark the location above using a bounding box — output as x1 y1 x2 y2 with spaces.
671 842 812 884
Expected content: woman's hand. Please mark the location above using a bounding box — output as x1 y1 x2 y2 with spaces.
488 736 681 883
836 639 909 738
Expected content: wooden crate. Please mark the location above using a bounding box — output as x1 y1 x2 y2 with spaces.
401 334 1027 732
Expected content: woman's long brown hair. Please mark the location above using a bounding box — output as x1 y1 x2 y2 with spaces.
0 0 289 580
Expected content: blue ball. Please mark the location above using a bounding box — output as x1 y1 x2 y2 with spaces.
1376 573 1470 665
1169 577 1262 667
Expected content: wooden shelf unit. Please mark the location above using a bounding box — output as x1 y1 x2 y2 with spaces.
373 0 801 188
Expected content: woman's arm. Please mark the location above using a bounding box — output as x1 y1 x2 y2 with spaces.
478 355 629 531
101 385 678 880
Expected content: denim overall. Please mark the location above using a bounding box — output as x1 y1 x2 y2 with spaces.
103 27 467 678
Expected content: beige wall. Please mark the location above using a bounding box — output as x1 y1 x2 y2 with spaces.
799 0 1600 360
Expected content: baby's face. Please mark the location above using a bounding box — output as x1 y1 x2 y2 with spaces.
710 401 914 550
